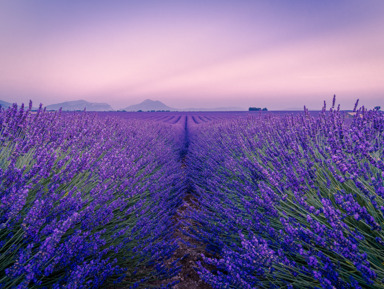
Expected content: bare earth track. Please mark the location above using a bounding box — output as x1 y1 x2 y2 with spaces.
156 115 212 288
165 193 212 289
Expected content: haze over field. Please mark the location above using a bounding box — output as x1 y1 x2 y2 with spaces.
0 0 383 110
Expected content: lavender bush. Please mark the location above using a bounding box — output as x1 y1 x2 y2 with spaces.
187 99 384 288
2 100 384 288
0 103 184 288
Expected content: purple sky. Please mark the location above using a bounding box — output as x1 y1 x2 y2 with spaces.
0 0 383 110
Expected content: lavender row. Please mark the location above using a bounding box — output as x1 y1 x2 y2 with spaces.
186 100 384 288
0 103 185 288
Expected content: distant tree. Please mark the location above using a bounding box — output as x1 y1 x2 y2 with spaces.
374 106 381 111
249 107 261 111
262 107 268 111
137 110 142 112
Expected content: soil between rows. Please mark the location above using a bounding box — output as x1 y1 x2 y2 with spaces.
153 115 213 288
162 193 212 289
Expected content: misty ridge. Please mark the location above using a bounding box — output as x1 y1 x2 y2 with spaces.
0 99 247 112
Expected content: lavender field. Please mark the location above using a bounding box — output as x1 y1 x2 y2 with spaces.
1 100 384 289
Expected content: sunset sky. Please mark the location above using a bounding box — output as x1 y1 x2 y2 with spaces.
0 0 383 110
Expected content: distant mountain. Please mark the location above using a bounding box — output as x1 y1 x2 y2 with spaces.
123 99 176 111
46 100 113 111
0 100 12 108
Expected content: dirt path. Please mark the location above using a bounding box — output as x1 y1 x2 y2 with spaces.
165 193 212 289
145 192 212 289
164 116 211 288
152 116 212 288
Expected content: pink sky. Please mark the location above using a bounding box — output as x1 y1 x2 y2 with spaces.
0 1 383 110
